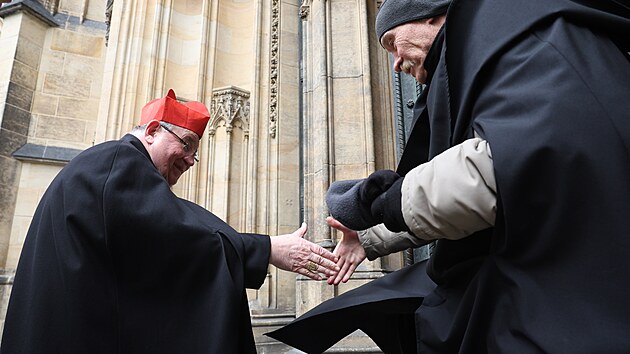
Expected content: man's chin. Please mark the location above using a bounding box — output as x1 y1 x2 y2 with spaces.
415 72 427 84
168 173 182 186
404 68 426 84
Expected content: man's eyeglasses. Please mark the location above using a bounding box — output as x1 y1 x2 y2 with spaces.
160 123 199 162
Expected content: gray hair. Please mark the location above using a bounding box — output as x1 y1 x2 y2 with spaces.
131 121 175 133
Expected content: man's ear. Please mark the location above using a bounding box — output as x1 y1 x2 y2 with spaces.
144 120 161 144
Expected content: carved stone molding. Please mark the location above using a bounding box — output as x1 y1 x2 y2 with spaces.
269 0 279 138
299 0 310 19
105 0 114 45
40 0 59 14
209 86 251 137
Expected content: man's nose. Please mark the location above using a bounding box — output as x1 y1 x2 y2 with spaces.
183 154 196 166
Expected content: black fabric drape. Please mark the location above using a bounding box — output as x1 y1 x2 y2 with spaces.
266 260 436 354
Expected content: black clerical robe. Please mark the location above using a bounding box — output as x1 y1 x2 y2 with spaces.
416 1 630 351
1 134 270 354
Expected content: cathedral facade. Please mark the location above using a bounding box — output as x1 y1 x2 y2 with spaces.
0 0 413 351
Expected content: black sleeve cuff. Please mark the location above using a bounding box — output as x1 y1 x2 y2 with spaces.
373 178 409 233
240 233 271 289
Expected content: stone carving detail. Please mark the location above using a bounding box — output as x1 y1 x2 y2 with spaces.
209 87 251 137
299 0 310 19
105 0 114 46
40 0 60 14
269 0 279 138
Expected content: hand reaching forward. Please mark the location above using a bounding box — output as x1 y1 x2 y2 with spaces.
326 217 366 285
269 223 340 281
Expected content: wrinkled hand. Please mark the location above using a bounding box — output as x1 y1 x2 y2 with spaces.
269 223 340 281
326 217 366 285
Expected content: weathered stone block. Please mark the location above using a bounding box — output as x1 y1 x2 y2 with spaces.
57 96 98 120
51 29 104 58
10 61 37 91
18 11 49 44
57 0 85 18
6 229 27 270
15 37 42 70
37 50 64 75
62 54 103 82
1 104 30 136
0 157 19 187
330 4 363 77
43 73 91 99
6 82 33 111
296 276 336 317
31 92 57 116
0 181 18 224
17 162 63 189
0 129 27 157
35 114 86 142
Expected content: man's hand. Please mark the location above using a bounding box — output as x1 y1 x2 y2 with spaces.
326 217 366 285
269 223 339 281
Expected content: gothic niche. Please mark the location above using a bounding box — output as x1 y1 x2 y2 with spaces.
209 87 251 136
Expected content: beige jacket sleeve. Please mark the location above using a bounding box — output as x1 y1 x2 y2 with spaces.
358 224 432 261
358 138 496 260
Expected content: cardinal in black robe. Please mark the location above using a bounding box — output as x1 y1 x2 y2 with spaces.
0 89 339 354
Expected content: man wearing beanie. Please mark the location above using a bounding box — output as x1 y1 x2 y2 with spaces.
270 0 630 352
0 89 340 354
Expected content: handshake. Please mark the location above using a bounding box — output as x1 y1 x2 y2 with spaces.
272 170 409 286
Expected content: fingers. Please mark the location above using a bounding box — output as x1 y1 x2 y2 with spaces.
306 253 339 276
328 264 345 285
329 257 355 285
342 261 358 283
326 216 350 232
311 244 339 263
327 257 346 285
298 259 332 281
297 264 322 281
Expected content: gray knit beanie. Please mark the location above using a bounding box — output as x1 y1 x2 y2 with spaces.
376 0 451 40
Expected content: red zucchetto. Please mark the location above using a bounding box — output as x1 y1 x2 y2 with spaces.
140 89 210 138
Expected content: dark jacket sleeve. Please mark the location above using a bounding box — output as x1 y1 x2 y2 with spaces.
239 233 271 289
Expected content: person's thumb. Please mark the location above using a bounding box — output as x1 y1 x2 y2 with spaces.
296 222 307 237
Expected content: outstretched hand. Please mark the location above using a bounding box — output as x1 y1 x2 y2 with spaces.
326 217 366 285
269 223 340 281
